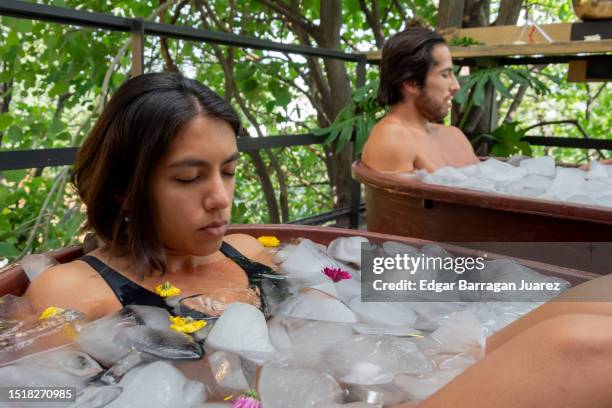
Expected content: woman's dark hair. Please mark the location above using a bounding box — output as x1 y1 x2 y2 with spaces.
377 27 446 106
72 73 241 277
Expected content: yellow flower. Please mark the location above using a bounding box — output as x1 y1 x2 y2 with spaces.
257 235 280 247
38 306 64 320
169 315 206 333
155 281 181 298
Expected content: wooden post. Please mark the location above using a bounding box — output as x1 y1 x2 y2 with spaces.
349 59 367 229
131 19 144 77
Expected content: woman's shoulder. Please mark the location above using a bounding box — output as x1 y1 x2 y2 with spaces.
27 260 94 292
223 233 265 258
24 258 117 319
223 233 275 267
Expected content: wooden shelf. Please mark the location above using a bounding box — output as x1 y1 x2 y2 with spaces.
364 22 612 62
451 39 612 58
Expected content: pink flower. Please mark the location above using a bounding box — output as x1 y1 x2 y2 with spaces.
323 266 352 282
232 395 261 408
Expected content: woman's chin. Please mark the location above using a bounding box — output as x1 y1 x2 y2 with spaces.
192 238 224 256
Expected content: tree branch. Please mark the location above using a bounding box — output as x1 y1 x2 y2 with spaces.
358 0 384 48
258 0 320 40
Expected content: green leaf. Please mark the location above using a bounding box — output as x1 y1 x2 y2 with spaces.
0 113 13 130
0 242 20 258
242 79 258 93
489 75 513 99
6 31 19 47
312 118 352 136
505 69 528 86
265 100 275 113
472 76 488 107
335 120 354 154
274 87 291 107
324 128 341 145
454 75 479 105
15 19 32 33
48 119 66 135
3 170 27 183
355 116 368 154
49 81 69 97
6 125 23 142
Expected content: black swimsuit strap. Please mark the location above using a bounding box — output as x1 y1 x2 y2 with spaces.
219 241 276 284
79 255 171 311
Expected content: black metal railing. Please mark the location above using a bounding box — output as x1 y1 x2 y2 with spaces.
1 1 610 227
0 1 367 227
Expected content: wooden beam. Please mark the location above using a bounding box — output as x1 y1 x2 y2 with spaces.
451 39 612 58
364 23 612 62
365 39 612 61
441 23 572 45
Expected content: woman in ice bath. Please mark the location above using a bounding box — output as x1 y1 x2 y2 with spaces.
25 72 273 321
25 73 612 407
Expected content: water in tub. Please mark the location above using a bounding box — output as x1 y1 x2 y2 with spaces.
422 155 612 208
0 236 569 407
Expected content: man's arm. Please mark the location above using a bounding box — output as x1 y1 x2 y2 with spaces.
450 125 480 164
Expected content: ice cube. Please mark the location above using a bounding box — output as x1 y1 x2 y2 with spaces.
394 368 464 402
327 236 369 267
73 385 123 407
21 254 58 282
519 156 556 176
258 362 343 408
207 351 251 392
431 166 469 182
105 361 206 408
586 160 608 179
206 303 276 354
547 168 587 200
279 239 344 280
346 298 417 326
274 244 297 264
275 292 357 323
478 159 526 185
322 336 432 385
427 310 485 357
77 306 177 367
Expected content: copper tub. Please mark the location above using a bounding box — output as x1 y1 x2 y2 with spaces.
0 224 599 298
352 161 612 271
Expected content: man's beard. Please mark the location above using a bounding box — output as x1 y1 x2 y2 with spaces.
415 91 447 123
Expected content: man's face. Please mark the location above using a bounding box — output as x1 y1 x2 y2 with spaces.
415 44 460 123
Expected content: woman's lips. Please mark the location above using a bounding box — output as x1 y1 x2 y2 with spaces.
200 222 228 236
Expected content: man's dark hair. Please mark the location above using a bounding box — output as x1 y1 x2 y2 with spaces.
377 27 446 106
72 73 241 277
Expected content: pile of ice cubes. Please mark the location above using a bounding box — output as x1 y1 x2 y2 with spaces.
0 236 570 407
421 156 612 208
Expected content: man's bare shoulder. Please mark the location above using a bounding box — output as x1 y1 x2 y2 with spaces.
431 123 465 138
369 117 414 142
362 118 417 173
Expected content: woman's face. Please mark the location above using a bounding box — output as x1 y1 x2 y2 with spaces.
150 115 238 256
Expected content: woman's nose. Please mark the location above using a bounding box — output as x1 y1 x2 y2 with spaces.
204 175 231 210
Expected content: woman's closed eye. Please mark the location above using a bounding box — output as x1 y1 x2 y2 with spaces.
175 175 200 184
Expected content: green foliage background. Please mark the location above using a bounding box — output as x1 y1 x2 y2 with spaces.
0 0 609 264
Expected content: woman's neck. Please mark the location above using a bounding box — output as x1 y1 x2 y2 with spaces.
163 249 225 274
92 245 226 276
